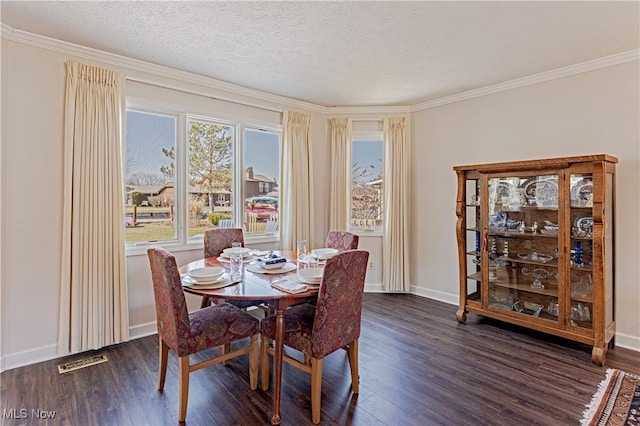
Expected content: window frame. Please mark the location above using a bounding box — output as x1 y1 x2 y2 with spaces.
350 130 384 234
124 98 281 255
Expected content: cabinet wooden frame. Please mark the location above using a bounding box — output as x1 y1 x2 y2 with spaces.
454 155 617 365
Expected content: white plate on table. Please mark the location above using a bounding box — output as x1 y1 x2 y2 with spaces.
217 256 254 263
222 247 252 257
311 248 339 260
246 262 297 275
181 272 230 286
297 267 323 284
186 266 225 282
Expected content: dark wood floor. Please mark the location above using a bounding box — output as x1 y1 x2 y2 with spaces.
2 294 639 425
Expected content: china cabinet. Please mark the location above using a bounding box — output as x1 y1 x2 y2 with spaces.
453 155 617 365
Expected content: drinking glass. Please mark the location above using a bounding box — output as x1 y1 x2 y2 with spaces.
306 253 319 268
230 242 243 280
296 240 307 262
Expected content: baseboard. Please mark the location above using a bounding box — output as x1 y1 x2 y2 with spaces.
364 282 384 292
405 287 640 352
128 320 158 340
2 291 637 372
0 343 58 372
410 286 458 306
615 332 640 352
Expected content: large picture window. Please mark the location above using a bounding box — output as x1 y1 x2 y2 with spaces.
351 138 383 231
124 106 281 246
187 117 235 237
243 128 280 233
124 109 178 243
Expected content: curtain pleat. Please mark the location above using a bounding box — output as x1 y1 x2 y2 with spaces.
280 110 314 250
328 118 352 231
382 117 410 292
59 60 129 353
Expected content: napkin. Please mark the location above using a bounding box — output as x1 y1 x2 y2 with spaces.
271 276 308 294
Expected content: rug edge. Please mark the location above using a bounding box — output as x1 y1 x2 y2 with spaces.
580 368 616 426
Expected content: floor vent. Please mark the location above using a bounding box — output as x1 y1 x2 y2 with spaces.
57 354 109 374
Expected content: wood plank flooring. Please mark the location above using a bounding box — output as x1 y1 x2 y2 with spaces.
2 294 639 425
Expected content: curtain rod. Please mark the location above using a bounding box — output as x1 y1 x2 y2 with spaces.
125 76 284 114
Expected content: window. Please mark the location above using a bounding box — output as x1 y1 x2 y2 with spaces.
244 128 280 233
351 137 383 231
124 109 178 243
186 117 235 238
124 105 281 246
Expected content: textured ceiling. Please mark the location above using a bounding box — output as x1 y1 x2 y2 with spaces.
1 1 639 107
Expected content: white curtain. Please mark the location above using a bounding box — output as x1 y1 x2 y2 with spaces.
382 117 410 292
280 110 314 249
58 60 129 353
328 118 352 231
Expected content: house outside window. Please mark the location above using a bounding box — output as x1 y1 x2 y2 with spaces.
124 109 178 242
124 106 281 245
243 128 280 233
351 137 383 232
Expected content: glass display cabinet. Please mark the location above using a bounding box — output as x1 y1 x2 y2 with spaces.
453 155 617 365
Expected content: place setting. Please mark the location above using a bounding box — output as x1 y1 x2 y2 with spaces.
269 260 324 294
246 251 297 274
216 246 254 263
298 247 339 265
181 266 240 289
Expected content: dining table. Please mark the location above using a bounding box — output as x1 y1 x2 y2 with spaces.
179 250 317 425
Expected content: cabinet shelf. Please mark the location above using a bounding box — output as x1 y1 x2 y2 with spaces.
454 155 617 365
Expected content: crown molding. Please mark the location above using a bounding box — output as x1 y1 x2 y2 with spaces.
3 23 638 115
411 49 640 112
1 23 14 39
326 105 411 115
1 23 326 114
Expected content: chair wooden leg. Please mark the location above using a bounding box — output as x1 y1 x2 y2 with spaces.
249 335 258 390
222 343 231 365
310 357 324 424
347 339 360 393
158 337 169 391
178 356 190 423
260 336 271 391
200 296 211 308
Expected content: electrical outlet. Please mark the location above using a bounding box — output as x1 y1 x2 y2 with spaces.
368 261 374 269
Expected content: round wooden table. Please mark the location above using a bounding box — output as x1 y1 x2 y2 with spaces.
179 250 316 425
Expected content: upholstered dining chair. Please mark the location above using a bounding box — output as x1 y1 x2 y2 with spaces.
325 230 360 251
201 228 267 310
147 247 259 423
203 227 245 259
259 250 369 424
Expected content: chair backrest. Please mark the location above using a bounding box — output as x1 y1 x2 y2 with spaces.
325 231 359 251
147 247 191 356
311 250 369 359
204 228 244 258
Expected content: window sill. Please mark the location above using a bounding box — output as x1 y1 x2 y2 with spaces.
125 233 280 257
350 229 383 238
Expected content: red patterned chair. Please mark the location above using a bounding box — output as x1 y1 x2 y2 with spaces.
325 230 360 251
201 228 267 311
259 250 369 424
203 228 244 259
147 247 259 423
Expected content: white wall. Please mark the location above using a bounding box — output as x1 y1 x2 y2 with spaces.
0 39 337 370
411 61 640 350
1 33 637 371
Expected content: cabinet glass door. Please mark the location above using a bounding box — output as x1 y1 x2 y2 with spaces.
464 178 481 306
486 175 560 322
569 173 594 331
